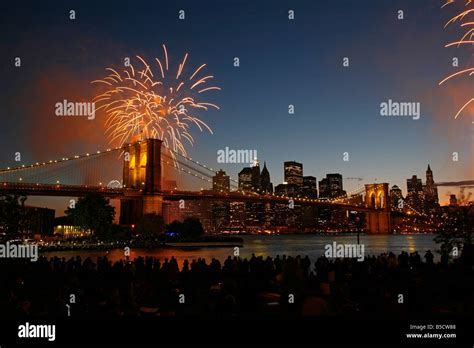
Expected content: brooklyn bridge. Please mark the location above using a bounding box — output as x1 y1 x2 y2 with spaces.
0 138 422 233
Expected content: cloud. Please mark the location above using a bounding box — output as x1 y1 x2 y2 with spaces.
437 180 474 186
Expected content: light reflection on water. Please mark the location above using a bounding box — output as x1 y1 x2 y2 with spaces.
42 234 439 268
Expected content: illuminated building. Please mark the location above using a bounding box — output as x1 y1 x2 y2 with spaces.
213 169 230 192
406 175 424 212
302 176 318 198
327 174 344 197
211 170 230 232
284 161 303 187
407 175 422 193
302 176 318 227
275 182 299 197
251 160 261 192
423 164 439 209
319 174 345 198
54 216 89 238
238 167 253 191
390 185 404 212
229 202 246 230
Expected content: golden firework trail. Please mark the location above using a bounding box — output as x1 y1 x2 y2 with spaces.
92 45 221 160
440 0 474 122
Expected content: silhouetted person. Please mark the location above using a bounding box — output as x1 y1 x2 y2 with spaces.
424 250 434 265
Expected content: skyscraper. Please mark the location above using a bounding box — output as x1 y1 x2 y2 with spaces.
251 160 261 192
229 202 246 229
302 176 318 227
260 162 273 194
211 170 230 231
407 175 422 193
327 174 344 197
406 175 424 212
302 176 318 198
390 185 403 212
318 178 329 198
238 167 253 191
212 169 230 192
275 182 299 197
284 161 303 187
249 161 265 226
239 164 264 227
318 174 346 199
423 164 439 206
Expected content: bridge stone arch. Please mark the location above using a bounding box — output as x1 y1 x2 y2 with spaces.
120 138 163 225
378 191 384 209
364 183 391 234
365 183 389 211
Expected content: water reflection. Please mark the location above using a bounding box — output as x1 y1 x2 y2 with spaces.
42 234 439 268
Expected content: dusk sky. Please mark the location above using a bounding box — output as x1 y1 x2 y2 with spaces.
0 0 473 213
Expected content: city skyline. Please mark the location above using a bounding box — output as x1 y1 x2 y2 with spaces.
226 158 445 203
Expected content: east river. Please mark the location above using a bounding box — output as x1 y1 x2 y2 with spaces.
42 234 440 267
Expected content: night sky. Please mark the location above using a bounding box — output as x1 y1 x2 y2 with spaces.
0 0 473 214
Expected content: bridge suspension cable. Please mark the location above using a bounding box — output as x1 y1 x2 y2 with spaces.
160 151 239 192
392 191 427 217
0 147 123 187
163 144 240 185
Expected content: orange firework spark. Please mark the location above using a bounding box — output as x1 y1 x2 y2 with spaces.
92 44 221 158
439 0 474 122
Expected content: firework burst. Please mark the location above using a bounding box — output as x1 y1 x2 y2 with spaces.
92 45 221 158
439 0 474 122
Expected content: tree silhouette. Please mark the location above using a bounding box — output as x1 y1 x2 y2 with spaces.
0 195 28 238
435 205 474 263
65 193 115 238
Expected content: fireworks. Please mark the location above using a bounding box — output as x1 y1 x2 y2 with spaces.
92 45 221 157
439 0 474 122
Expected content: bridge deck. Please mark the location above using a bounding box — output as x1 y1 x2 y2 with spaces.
0 182 373 211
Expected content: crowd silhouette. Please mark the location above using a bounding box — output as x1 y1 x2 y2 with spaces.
0 250 472 319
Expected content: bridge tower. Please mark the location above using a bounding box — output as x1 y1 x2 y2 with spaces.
120 138 163 224
364 183 391 234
